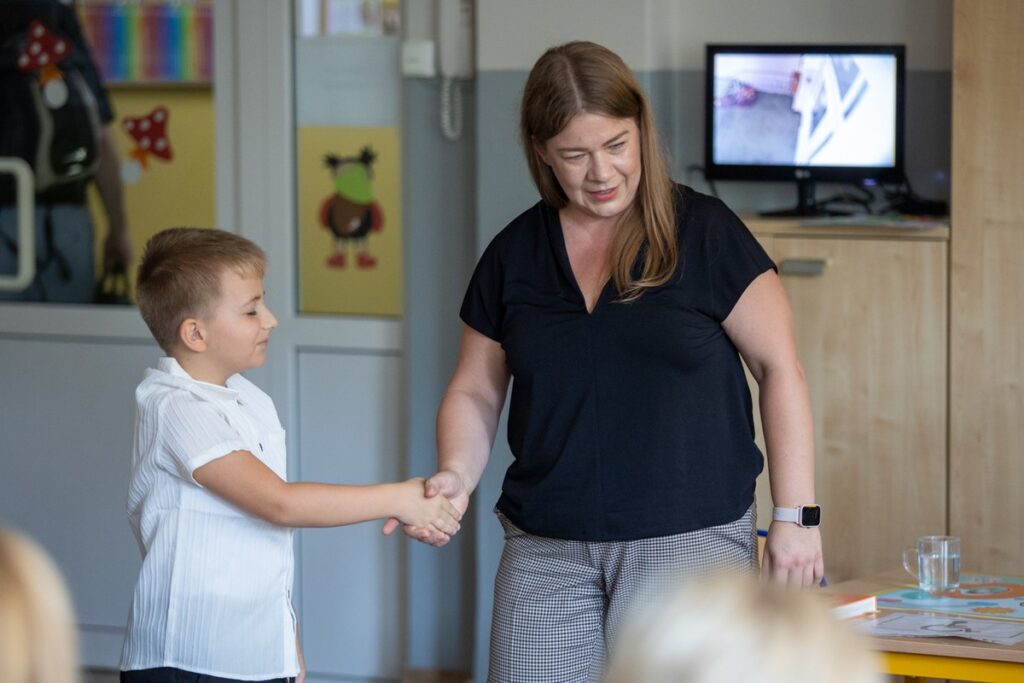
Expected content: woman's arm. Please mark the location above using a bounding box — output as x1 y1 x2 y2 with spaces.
385 324 511 546
437 324 511 493
722 269 824 587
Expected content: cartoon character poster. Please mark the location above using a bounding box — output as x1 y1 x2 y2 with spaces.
298 126 401 316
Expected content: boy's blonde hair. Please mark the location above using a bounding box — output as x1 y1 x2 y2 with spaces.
606 574 881 683
136 228 267 352
0 527 79 683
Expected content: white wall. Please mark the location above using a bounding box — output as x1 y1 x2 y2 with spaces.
478 0 951 71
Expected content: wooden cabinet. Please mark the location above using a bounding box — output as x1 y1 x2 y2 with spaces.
746 220 949 582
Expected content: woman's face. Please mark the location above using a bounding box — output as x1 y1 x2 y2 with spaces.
536 112 642 223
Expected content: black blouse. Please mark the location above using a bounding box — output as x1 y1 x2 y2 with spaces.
461 185 776 541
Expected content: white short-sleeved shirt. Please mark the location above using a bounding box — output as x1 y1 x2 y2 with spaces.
120 357 299 680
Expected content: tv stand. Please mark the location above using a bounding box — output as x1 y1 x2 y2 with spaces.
759 179 851 218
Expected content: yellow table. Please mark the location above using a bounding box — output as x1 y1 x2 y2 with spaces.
827 572 1024 683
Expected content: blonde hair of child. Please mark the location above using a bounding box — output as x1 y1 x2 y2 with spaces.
0 527 79 683
135 227 267 353
605 573 881 683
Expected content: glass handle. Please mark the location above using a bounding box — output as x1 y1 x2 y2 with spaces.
902 547 919 579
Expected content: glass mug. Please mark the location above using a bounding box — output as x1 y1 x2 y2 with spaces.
903 535 961 593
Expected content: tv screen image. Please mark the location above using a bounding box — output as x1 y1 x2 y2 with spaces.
704 45 906 216
712 53 897 168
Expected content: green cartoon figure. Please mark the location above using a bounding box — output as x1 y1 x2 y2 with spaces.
319 147 384 269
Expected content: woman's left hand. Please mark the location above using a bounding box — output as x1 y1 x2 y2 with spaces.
761 521 824 587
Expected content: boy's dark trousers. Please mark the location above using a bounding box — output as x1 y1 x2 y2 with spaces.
120 668 293 683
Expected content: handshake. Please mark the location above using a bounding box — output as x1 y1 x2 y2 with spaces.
381 469 469 546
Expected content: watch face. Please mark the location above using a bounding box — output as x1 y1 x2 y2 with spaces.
800 505 821 527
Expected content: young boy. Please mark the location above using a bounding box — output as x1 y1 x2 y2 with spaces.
120 228 461 683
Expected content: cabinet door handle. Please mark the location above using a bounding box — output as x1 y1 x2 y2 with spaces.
779 258 827 277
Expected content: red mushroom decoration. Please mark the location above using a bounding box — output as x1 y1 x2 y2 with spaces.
16 20 71 108
120 106 173 184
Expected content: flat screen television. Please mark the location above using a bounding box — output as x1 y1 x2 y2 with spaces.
704 44 906 216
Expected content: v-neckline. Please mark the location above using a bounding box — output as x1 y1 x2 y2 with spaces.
548 206 615 315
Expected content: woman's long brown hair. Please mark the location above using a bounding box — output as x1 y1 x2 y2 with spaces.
520 41 679 302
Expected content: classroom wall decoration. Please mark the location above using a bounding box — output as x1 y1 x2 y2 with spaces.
294 34 401 317
298 127 402 316
120 105 174 184
87 88 215 297
16 20 74 108
77 1 213 84
319 147 384 269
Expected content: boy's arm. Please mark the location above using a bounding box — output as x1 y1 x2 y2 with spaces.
193 451 461 532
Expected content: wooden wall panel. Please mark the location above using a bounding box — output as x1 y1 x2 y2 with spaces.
950 0 1024 575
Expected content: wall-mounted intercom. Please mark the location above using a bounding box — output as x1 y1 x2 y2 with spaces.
437 0 473 140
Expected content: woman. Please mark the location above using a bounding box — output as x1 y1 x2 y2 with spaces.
0 527 79 683
396 41 823 682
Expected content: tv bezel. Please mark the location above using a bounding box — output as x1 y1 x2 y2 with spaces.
703 43 906 184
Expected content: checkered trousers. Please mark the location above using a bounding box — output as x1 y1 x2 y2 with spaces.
487 504 757 683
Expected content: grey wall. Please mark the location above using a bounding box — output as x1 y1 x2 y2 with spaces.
402 77 478 671
0 336 153 665
478 0 952 72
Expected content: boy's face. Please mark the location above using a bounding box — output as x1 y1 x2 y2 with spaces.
201 269 277 377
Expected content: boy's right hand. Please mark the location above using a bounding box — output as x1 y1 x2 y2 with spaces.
395 478 462 535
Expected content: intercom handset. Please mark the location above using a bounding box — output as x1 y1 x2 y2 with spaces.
437 0 473 140
438 0 473 79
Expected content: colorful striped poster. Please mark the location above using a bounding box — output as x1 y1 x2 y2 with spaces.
78 1 213 84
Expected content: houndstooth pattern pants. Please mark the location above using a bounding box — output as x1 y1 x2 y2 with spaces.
487 504 757 683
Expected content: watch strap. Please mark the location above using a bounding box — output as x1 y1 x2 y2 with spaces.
773 504 821 527
773 506 800 524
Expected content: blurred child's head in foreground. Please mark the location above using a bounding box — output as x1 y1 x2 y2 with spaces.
606 573 881 683
0 526 79 683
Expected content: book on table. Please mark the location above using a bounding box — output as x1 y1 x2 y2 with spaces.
830 593 878 620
